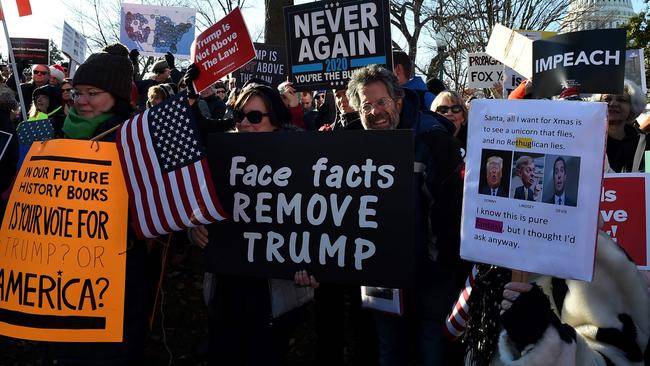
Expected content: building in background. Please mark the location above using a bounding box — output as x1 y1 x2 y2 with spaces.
563 0 637 31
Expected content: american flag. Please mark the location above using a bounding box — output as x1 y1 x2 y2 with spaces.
116 93 228 239
17 119 54 145
443 265 478 340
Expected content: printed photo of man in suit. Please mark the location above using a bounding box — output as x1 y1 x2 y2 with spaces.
544 156 577 206
479 156 508 197
513 155 535 201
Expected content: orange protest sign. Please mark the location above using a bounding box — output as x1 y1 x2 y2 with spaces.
0 139 128 342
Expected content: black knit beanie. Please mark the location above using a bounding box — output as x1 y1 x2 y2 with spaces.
73 43 133 102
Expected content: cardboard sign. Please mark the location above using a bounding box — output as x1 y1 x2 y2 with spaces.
120 3 197 58
460 99 607 281
600 174 650 270
532 29 626 98
10 38 49 65
191 7 256 93
205 130 415 288
502 30 556 98
231 43 288 88
284 0 392 91
626 49 647 93
485 24 533 79
0 140 128 342
62 21 87 63
467 52 503 89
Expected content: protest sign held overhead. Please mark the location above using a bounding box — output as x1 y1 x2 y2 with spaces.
460 99 607 281
120 3 196 58
485 24 533 79
600 174 650 270
0 140 128 342
191 7 256 93
61 21 87 64
206 130 414 288
532 28 626 98
467 52 503 89
231 43 287 88
501 30 556 98
10 38 48 65
284 0 392 91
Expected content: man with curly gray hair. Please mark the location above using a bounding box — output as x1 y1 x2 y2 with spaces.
346 64 465 365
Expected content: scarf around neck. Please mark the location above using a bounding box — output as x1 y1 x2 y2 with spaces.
63 107 114 139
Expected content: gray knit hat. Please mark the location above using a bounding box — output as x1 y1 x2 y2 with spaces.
72 43 133 102
152 59 169 74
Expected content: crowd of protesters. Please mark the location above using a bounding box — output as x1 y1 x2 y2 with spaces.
0 33 649 366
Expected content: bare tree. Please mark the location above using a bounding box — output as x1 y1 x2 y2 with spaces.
193 0 248 30
417 0 589 92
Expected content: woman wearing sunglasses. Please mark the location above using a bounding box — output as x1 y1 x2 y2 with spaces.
184 65 317 366
431 91 468 148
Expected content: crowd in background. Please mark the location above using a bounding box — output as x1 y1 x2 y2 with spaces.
0 40 649 366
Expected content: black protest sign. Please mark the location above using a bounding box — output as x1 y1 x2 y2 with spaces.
206 130 414 288
231 43 287 88
10 38 50 65
532 29 626 98
284 0 392 91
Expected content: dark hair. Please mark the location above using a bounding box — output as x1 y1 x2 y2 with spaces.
232 85 290 129
553 156 566 178
426 78 447 95
392 50 413 79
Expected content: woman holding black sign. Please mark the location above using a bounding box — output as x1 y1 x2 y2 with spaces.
184 67 317 366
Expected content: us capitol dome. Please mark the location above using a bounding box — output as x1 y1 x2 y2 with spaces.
562 0 637 31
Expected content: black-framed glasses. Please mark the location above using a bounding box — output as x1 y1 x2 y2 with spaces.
234 110 271 124
436 105 463 114
361 97 393 114
33 70 49 75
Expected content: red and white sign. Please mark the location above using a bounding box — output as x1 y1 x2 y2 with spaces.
190 7 256 93
600 173 650 270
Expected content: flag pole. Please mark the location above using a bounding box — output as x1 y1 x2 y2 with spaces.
0 0 28 122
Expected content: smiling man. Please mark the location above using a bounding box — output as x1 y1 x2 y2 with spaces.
544 156 576 206
346 64 465 365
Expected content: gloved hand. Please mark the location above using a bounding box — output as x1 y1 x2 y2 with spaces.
183 63 200 99
165 52 175 70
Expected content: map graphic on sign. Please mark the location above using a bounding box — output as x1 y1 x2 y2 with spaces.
120 3 196 58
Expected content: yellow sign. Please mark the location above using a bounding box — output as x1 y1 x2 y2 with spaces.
0 140 128 342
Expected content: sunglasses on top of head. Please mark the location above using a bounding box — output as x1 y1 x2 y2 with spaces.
233 110 271 124
435 105 463 114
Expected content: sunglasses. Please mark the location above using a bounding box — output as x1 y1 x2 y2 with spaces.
33 70 49 75
62 88 72 92
436 105 463 114
234 110 271 124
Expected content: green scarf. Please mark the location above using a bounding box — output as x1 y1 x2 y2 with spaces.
63 107 114 139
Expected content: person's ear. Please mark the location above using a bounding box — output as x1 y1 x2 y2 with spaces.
395 98 404 113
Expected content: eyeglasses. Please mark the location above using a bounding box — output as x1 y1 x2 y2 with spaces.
62 88 72 92
436 105 463 114
361 97 393 114
234 110 271 124
215 89 226 94
316 94 325 100
33 70 49 75
70 89 108 101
